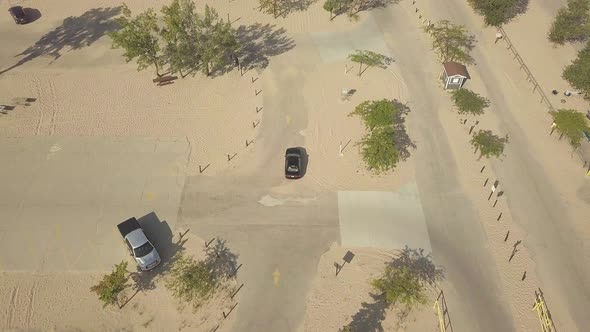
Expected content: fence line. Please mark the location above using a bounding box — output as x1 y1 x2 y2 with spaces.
532 288 556 332
433 289 453 332
497 27 554 113
497 26 588 168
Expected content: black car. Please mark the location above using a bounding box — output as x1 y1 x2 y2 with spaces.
8 6 28 24
285 147 303 179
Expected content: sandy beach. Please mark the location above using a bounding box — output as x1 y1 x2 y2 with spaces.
1 0 589 331
0 231 240 332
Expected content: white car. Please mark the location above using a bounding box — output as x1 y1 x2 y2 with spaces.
117 217 161 271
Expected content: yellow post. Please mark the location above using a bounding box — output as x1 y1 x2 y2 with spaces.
532 290 554 332
433 290 447 332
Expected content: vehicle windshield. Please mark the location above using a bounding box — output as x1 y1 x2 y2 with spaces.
287 164 299 172
287 156 299 173
133 241 154 258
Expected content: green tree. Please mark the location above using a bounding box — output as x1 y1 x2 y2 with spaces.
563 43 590 99
108 4 165 77
424 20 476 65
349 99 413 173
356 127 401 173
166 253 217 307
259 0 281 18
348 0 363 15
323 0 339 20
450 89 490 115
161 0 200 78
347 50 391 76
349 99 398 131
371 265 428 308
467 0 522 26
370 247 443 316
548 0 590 44
550 109 590 149
196 5 239 76
470 130 509 160
90 261 129 308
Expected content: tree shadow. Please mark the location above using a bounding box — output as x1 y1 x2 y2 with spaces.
235 23 296 71
205 238 240 280
359 56 393 76
392 305 412 331
391 100 417 161
342 293 387 332
355 0 400 13
507 0 529 22
0 6 122 75
334 0 399 18
388 246 444 287
129 212 187 294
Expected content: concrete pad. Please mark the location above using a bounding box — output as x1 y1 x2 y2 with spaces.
0 205 22 230
0 137 188 272
337 182 431 251
311 15 391 63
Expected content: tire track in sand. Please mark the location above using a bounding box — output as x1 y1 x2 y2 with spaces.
7 286 19 328
25 282 37 329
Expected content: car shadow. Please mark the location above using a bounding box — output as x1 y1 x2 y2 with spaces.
24 8 42 23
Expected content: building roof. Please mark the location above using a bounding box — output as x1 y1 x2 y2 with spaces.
443 61 470 79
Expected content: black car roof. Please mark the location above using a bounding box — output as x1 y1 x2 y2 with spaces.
117 217 141 237
285 147 301 155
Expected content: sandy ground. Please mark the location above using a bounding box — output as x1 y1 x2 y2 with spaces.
303 245 439 332
1 0 589 331
271 60 415 194
0 231 240 332
0 1 416 330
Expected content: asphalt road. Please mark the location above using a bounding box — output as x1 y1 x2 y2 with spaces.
178 7 517 331
177 34 341 332
0 137 188 272
372 6 516 332
408 0 590 329
4 1 586 331
468 16 590 332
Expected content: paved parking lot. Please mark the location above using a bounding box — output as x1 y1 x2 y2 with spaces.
0 137 188 272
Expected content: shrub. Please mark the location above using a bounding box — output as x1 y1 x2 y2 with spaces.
451 89 490 115
467 0 523 26
563 43 590 99
470 130 509 159
548 0 590 44
90 261 129 308
551 109 590 148
166 253 217 307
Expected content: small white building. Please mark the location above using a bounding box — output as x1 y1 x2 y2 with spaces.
441 61 470 89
